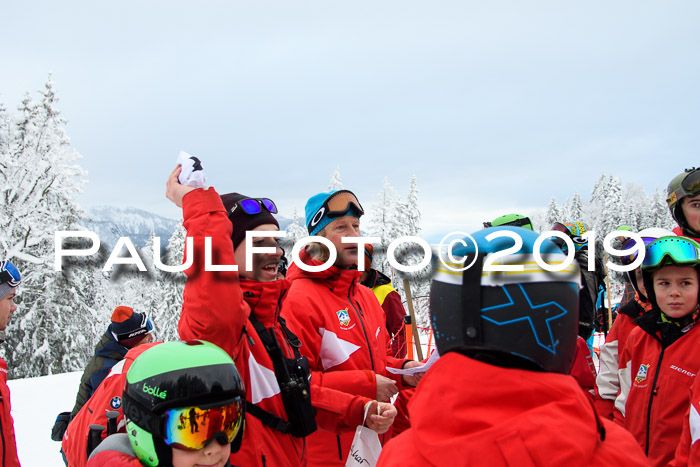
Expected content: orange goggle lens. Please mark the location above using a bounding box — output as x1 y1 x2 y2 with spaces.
163 402 243 451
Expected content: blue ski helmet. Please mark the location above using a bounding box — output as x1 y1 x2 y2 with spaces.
430 227 581 374
551 221 590 252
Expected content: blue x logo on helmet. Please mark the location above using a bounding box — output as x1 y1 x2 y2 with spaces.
0 260 21 299
430 227 581 374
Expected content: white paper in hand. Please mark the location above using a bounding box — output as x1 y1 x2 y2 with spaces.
177 151 207 188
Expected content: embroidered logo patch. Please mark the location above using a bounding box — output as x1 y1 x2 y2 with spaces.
109 396 122 410
635 364 650 384
337 309 351 327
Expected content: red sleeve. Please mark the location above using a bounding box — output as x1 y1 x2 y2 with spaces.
311 383 370 433
382 291 407 358
178 188 249 359
87 450 142 467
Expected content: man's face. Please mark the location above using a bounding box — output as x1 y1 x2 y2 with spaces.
681 195 700 233
234 224 282 282
0 289 18 331
324 216 361 268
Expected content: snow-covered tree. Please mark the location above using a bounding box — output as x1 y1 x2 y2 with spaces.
0 76 89 377
544 197 561 227
328 167 343 191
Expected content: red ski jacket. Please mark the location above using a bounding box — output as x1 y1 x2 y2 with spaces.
378 352 650 467
595 296 651 420
62 342 158 467
178 188 369 467
619 309 700 466
671 374 700 466
361 269 407 359
673 227 700 243
0 358 19 467
282 251 408 466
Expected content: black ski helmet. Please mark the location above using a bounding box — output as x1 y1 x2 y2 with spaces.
430 227 581 374
122 340 246 466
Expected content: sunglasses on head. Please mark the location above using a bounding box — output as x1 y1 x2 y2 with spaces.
231 198 278 216
643 236 700 270
0 261 21 288
308 190 364 232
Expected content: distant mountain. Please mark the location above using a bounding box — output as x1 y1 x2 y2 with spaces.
79 206 292 250
80 206 180 250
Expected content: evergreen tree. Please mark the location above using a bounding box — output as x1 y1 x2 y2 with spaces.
328 167 343 191
544 197 561 227
569 192 584 220
0 76 89 377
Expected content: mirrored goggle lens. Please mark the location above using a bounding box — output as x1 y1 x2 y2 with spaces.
0 261 21 287
325 191 364 217
682 168 700 194
643 237 700 269
164 402 243 451
620 236 658 264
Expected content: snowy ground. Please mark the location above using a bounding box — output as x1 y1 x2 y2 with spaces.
8 371 81 466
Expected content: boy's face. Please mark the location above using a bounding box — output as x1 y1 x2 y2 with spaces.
171 440 231 467
682 195 700 233
653 265 700 318
234 224 282 282
0 289 18 331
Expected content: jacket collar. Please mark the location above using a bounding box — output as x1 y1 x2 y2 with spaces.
287 247 361 296
240 278 290 324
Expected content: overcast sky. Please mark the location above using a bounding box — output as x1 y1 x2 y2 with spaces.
1 1 696 241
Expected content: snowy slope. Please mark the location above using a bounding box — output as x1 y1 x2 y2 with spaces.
8 371 81 466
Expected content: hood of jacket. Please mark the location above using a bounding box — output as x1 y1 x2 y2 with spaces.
240 278 290 327
407 352 607 465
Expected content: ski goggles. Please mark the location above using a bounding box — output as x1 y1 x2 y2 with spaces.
162 400 244 451
231 198 278 216
112 315 154 342
308 190 364 232
620 236 662 265
0 261 21 288
643 236 700 271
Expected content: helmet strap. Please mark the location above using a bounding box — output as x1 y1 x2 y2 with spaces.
462 253 486 346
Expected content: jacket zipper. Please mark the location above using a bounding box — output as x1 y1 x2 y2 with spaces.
645 347 665 455
347 279 375 371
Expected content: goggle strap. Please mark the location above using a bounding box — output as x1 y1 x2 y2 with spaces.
122 391 163 437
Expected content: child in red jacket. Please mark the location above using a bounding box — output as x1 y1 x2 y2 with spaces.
619 236 700 466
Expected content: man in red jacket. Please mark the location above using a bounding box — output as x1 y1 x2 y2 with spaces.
0 260 21 467
281 189 423 466
378 227 649 467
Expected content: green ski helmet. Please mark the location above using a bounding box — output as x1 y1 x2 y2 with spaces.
667 167 700 235
122 340 246 466
483 214 534 231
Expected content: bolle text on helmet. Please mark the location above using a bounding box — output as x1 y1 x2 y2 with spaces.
142 383 167 399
